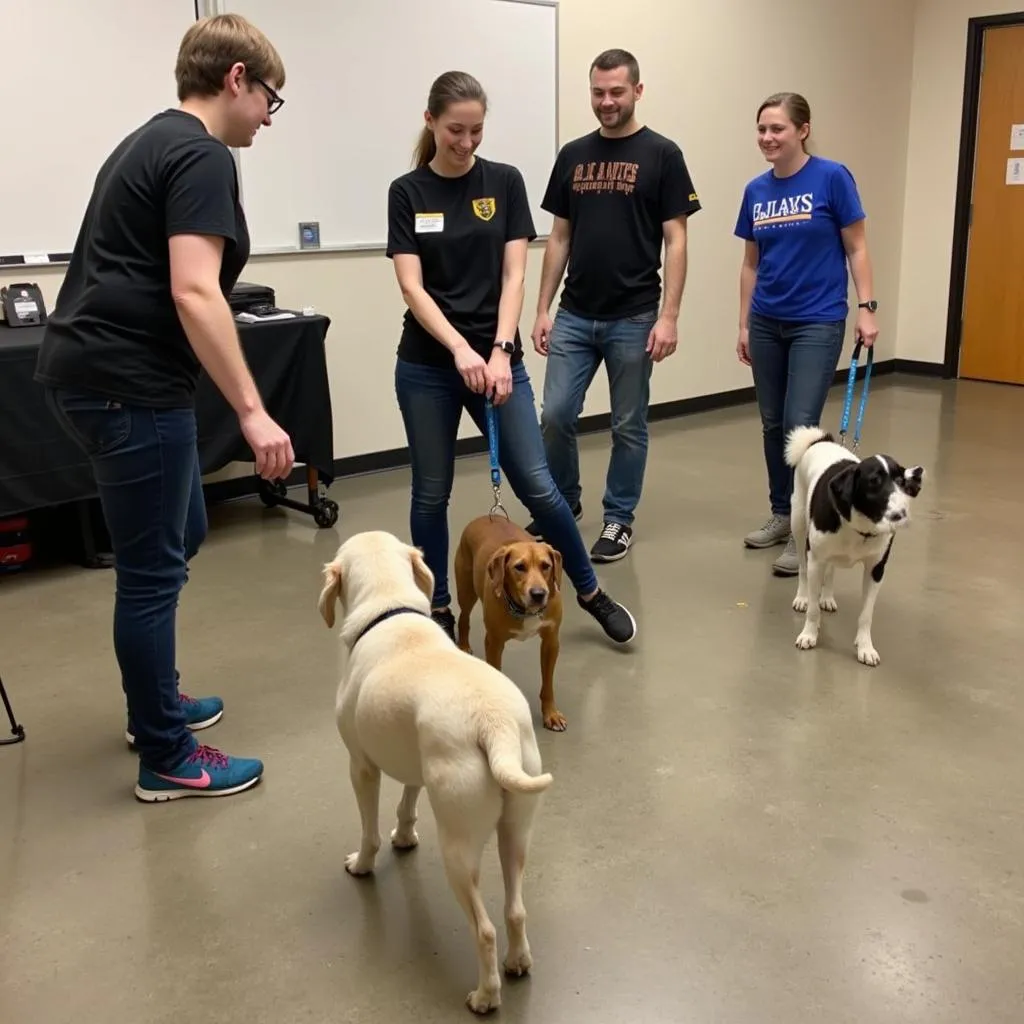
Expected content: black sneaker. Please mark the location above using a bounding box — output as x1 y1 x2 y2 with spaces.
431 607 456 643
578 589 637 645
590 522 633 562
526 502 582 539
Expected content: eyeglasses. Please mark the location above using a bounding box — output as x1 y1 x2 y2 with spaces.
250 74 284 115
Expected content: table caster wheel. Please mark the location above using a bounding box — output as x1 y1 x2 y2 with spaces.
314 500 339 528
258 479 287 507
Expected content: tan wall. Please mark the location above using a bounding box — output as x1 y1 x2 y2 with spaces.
4 0 936 477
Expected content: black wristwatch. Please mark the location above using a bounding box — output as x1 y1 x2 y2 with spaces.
493 340 515 355
858 300 878 312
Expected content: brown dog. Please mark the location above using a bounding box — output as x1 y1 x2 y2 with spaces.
454 515 566 731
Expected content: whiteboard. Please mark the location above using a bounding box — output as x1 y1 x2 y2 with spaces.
0 0 198 261
219 0 559 253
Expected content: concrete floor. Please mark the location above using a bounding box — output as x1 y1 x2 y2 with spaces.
1 375 1022 1023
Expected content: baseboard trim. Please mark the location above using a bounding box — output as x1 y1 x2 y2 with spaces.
203 358 946 505
892 358 946 377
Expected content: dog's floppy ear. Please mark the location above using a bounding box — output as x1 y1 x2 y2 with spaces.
487 545 510 597
902 465 925 498
407 545 434 602
318 559 343 628
543 544 563 593
829 464 857 518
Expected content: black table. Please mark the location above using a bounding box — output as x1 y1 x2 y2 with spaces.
0 316 339 547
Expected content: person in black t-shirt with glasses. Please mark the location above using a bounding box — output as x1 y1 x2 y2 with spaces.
34 15 292 802
387 71 637 648
528 49 701 563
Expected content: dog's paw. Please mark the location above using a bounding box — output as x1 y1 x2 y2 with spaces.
390 827 419 851
466 986 501 1014
344 852 375 876
792 594 809 613
504 948 533 977
543 708 567 732
856 642 881 667
795 630 818 651
819 595 838 613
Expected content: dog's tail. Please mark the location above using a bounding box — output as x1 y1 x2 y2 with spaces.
785 425 833 468
480 720 553 794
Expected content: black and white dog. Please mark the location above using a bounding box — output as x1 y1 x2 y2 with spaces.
784 425 925 666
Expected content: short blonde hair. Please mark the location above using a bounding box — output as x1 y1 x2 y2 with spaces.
175 14 286 100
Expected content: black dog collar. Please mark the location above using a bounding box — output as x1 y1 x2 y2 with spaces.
353 606 429 645
502 589 543 620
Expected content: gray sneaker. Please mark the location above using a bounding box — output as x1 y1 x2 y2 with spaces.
771 535 799 577
743 514 790 549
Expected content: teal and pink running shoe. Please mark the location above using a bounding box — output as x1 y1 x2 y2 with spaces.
135 743 263 802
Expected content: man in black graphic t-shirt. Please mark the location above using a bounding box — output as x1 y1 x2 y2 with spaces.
528 48 701 562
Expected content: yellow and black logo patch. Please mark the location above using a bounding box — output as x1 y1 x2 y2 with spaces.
472 197 496 221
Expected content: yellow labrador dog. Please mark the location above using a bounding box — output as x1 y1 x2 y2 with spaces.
317 530 553 1014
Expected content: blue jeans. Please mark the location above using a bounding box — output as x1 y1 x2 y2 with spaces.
45 387 207 772
394 357 599 608
539 305 657 527
747 312 846 517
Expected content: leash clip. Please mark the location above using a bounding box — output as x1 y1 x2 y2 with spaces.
489 485 509 521
838 339 874 451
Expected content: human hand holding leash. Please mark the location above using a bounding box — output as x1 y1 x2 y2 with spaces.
487 350 513 405
855 307 879 348
454 341 489 394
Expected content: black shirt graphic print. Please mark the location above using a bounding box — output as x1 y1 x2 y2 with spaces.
386 157 537 367
541 126 701 320
35 109 250 408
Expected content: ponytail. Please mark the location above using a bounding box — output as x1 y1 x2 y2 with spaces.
413 125 436 169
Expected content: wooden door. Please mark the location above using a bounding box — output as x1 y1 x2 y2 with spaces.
959 23 1024 385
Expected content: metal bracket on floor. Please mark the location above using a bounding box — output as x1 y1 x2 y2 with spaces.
0 673 26 746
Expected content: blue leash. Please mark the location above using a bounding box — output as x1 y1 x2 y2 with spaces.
838 339 874 451
484 398 508 519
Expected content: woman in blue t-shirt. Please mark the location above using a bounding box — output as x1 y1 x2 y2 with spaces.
734 91 879 577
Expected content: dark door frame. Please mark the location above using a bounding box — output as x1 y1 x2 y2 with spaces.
943 10 1024 378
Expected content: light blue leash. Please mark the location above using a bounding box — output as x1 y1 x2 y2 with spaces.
484 398 508 519
838 340 874 451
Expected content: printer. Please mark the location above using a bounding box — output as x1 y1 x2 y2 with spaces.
0 282 48 327
229 281 277 314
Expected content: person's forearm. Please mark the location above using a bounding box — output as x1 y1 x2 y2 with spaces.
495 272 525 345
660 237 687 320
739 264 757 329
848 247 875 303
175 290 263 417
401 285 468 354
536 235 570 314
